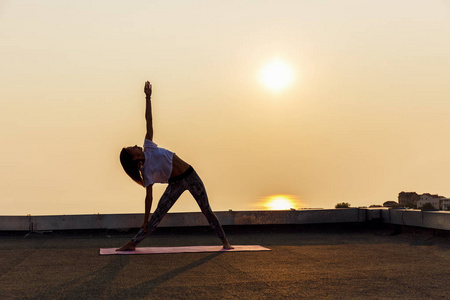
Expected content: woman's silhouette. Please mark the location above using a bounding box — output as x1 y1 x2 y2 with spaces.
117 81 233 251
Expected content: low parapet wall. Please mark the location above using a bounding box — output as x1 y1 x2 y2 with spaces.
382 209 449 230
0 208 448 231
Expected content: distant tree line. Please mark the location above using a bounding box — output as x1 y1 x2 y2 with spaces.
335 202 351 208
419 203 437 211
335 201 450 210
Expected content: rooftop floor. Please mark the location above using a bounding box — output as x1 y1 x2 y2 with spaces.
1 225 449 299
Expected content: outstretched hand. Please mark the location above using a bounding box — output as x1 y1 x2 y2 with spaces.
144 81 152 97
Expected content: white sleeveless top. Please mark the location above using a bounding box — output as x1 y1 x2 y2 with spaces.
141 139 174 186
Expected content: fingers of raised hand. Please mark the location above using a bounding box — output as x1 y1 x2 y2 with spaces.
144 81 152 95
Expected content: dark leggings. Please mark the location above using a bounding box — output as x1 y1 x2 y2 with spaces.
132 167 227 244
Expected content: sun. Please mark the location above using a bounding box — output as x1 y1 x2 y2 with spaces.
259 58 294 92
264 195 297 210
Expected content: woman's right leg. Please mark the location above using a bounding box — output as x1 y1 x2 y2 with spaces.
131 181 186 245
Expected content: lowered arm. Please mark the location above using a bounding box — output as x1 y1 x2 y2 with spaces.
141 184 153 230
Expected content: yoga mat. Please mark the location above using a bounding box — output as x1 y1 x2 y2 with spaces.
100 245 271 255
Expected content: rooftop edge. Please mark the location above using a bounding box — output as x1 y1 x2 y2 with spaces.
1 208 449 232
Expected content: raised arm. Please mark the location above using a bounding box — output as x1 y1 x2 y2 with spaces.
144 81 153 141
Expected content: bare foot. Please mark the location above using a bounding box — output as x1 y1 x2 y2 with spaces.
222 242 234 250
116 241 136 251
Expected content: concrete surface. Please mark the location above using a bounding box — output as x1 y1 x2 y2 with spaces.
1 224 449 299
2 208 449 232
384 209 450 230
0 209 363 231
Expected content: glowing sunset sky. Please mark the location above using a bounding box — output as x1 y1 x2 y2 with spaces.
1 1 450 215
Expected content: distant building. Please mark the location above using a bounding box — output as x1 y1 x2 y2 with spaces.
398 192 420 208
399 192 449 210
443 199 450 211
416 194 445 210
383 201 399 208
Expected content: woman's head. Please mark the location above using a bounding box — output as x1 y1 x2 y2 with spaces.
120 146 145 186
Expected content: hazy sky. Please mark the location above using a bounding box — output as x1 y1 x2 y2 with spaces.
1 1 450 215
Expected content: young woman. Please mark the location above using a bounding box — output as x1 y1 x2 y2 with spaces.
117 81 233 251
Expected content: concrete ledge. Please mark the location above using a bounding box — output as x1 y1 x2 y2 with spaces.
384 209 450 231
0 208 448 231
1 209 362 231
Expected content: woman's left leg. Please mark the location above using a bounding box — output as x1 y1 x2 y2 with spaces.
184 169 228 243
